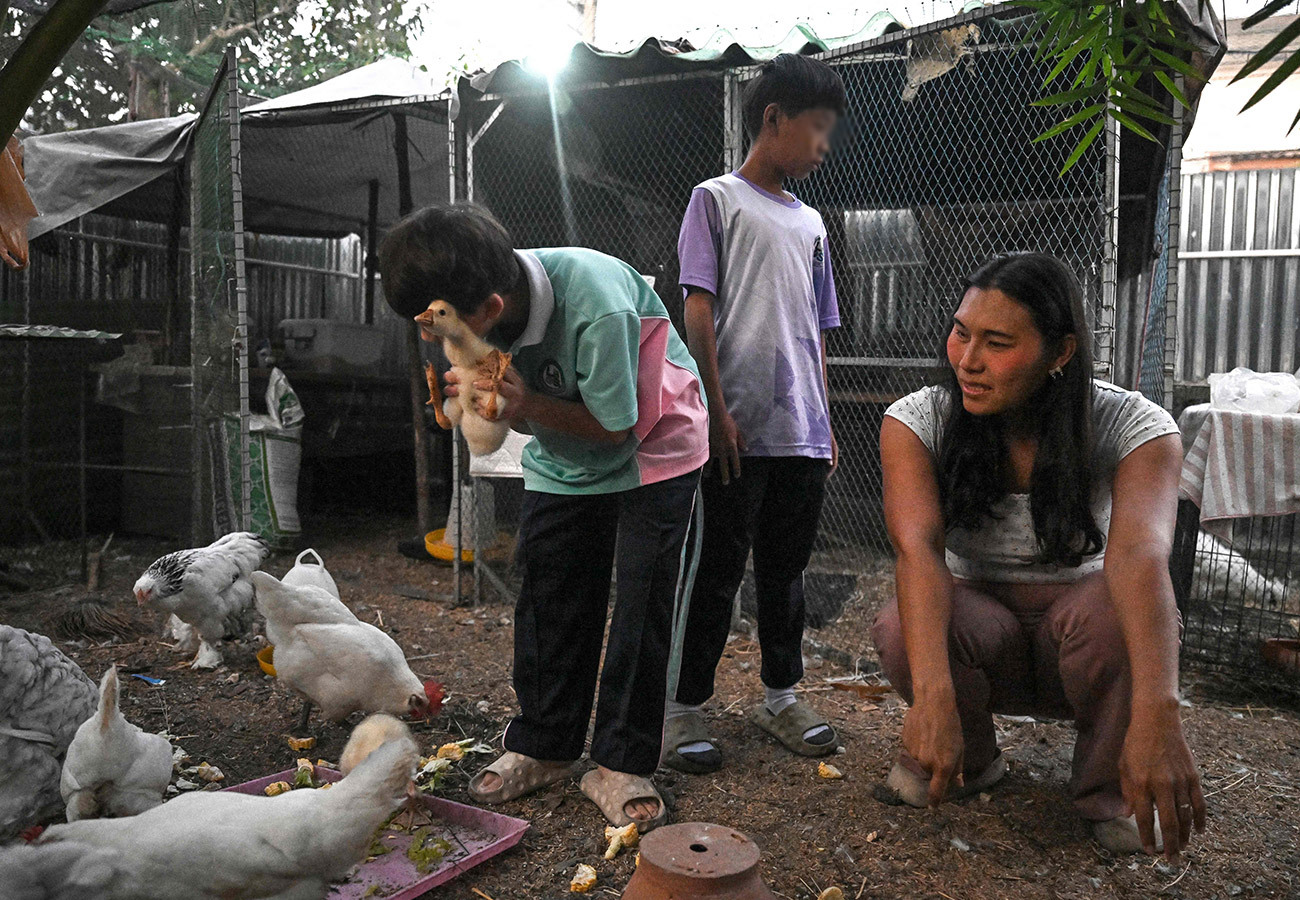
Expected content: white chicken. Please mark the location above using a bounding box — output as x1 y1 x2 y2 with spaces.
339 713 429 831
14 721 418 900
1194 531 1294 627
0 840 130 899
134 531 270 669
61 666 172 822
252 571 436 730
416 299 513 456
0 626 98 841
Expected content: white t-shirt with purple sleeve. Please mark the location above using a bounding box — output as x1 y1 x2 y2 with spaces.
677 171 840 459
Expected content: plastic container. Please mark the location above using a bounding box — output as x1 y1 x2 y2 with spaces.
280 548 340 598
224 767 529 898
279 319 386 374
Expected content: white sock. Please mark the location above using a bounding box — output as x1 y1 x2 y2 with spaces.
764 685 797 716
665 700 714 755
764 685 831 743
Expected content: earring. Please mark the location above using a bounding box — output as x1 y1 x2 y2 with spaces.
1049 366 1064 380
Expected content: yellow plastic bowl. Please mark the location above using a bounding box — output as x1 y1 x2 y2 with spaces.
425 528 474 564
257 645 277 677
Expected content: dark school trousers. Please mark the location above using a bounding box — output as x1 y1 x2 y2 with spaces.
503 468 701 776
672 456 829 706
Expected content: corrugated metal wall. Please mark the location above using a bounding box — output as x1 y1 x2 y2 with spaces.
1177 167 1300 383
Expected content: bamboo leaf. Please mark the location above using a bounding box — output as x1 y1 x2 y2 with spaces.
1060 118 1106 176
1044 27 1101 85
1110 109 1158 141
1033 81 1109 107
1149 46 1196 82
1112 92 1178 125
1232 15 1300 83
1241 48 1300 114
1243 0 1293 30
1032 102 1107 142
1154 70 1190 110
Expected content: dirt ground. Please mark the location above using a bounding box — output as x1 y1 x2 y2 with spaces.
3 512 1299 900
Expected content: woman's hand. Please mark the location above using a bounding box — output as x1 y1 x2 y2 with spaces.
1120 700 1207 860
473 366 532 423
901 690 965 806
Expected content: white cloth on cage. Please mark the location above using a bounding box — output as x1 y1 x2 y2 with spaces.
1178 406 1300 541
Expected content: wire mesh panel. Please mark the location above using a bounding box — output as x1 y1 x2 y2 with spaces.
1173 503 1300 692
798 12 1109 571
190 48 251 542
460 8 1112 617
465 72 726 326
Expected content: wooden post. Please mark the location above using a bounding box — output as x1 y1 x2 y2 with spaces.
395 114 431 535
363 179 378 325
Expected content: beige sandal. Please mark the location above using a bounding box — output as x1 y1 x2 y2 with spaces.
751 701 839 757
467 751 578 804
579 768 669 832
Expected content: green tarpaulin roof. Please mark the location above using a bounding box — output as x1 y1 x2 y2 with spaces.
469 13 918 94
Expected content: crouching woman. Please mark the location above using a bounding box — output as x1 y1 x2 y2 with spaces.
871 252 1205 859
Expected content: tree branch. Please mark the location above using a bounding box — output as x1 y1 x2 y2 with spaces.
0 0 111 145
187 4 287 58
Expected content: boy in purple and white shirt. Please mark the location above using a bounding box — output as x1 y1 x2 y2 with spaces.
665 54 845 774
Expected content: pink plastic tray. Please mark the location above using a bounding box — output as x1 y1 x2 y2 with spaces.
226 768 529 899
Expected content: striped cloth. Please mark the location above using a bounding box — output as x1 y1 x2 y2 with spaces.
1178 404 1300 540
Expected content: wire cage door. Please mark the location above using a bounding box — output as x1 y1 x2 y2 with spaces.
190 47 252 541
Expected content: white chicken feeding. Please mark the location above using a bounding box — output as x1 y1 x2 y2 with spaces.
21 720 418 900
61 665 172 822
134 531 269 669
252 571 438 730
416 299 513 456
0 626 98 841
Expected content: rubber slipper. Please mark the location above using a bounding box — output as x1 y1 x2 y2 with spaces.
467 751 578 804
751 701 839 757
662 711 722 774
884 752 1007 808
579 768 669 832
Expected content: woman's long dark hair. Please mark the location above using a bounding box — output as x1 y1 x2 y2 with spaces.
937 252 1104 567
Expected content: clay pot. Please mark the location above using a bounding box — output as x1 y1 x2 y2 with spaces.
621 822 775 900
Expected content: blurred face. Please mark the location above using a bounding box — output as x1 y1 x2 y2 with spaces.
770 106 836 179
946 286 1072 416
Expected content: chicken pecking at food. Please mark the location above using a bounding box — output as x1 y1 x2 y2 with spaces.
12 719 419 900
61 665 173 822
251 571 440 730
0 626 98 841
416 299 513 457
134 531 270 669
339 713 430 831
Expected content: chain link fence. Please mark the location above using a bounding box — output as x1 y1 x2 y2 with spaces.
190 47 251 542
461 8 1113 625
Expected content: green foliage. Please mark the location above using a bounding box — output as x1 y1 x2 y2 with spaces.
5 0 422 132
1029 1 1300 174
1024 0 1205 175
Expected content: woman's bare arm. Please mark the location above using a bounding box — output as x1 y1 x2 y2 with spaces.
1104 433 1206 859
881 416 964 804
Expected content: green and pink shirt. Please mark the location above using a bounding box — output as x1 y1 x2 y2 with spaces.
492 248 709 495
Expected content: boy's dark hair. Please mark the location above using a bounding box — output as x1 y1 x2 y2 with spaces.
741 53 846 141
379 202 520 319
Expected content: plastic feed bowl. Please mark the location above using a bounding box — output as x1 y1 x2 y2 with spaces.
257 645 277 677
425 528 474 564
